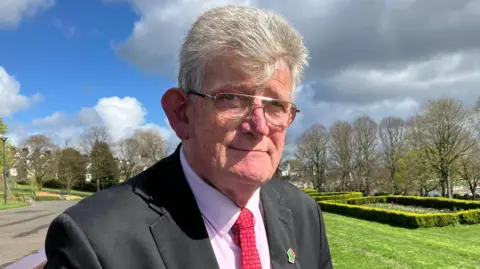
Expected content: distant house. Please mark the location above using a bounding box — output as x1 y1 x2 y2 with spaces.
289 179 315 189
85 163 92 183
276 159 302 178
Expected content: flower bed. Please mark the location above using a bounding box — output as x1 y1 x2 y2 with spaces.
364 203 455 214
317 196 480 228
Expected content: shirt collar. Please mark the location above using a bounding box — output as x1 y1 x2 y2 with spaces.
179 145 261 237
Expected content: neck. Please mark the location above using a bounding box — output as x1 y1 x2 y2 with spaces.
213 181 259 208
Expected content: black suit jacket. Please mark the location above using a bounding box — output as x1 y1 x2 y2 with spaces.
44 147 333 269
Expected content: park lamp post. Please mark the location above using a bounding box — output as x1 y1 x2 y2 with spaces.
0 135 7 205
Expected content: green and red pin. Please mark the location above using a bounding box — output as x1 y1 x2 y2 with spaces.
287 248 295 264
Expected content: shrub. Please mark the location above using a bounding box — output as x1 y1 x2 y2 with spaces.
318 200 480 228
35 196 61 201
43 179 64 189
387 196 480 210
310 192 363 201
341 195 480 210
302 188 318 194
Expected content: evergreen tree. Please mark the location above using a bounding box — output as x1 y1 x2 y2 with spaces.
90 141 119 190
58 147 86 195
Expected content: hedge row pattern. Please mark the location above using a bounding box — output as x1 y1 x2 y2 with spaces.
311 192 363 201
301 189 363 201
318 200 480 228
340 196 480 210
301 189 480 228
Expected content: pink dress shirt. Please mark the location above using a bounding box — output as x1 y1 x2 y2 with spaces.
180 146 271 269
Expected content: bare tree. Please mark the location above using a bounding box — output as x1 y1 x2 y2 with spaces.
132 129 166 166
408 98 477 198
275 132 292 178
457 144 480 200
117 137 138 180
21 134 57 189
351 116 378 195
379 116 406 194
296 123 329 191
329 120 354 191
397 149 438 196
79 125 111 155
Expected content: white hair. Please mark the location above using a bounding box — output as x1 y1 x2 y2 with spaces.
178 5 309 98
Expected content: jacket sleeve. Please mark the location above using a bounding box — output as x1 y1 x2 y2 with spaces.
317 203 334 269
43 213 103 269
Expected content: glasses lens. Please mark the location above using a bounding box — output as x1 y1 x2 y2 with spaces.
264 100 293 126
214 93 250 118
213 93 297 126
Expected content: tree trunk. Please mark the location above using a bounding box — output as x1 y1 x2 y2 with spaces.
446 174 452 199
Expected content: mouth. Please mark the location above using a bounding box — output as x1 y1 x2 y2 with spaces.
229 146 268 153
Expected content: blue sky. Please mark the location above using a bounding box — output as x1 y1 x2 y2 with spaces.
1 0 174 120
1 0 177 146
1 0 479 149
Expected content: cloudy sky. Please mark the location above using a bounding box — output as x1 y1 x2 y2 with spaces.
1 0 480 150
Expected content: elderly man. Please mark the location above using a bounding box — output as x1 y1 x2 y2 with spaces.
44 5 333 269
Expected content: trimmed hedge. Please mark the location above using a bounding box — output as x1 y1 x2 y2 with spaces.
302 189 363 201
36 196 61 201
341 196 480 210
387 195 480 210
318 200 480 228
302 189 318 195
310 192 363 201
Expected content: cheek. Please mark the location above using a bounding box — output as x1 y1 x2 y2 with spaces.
191 110 236 153
270 131 286 161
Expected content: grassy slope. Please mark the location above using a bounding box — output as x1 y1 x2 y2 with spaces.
15 184 93 197
324 212 480 269
0 200 29 210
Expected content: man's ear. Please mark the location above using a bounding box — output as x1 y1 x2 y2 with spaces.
161 88 190 140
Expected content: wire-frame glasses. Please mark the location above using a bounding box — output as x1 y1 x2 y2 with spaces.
185 90 300 127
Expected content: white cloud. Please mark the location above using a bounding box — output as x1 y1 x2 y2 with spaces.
32 111 67 126
0 0 55 29
112 0 480 143
114 0 252 76
16 96 179 150
0 66 43 118
94 96 147 140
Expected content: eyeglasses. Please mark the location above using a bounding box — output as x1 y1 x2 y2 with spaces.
185 90 300 127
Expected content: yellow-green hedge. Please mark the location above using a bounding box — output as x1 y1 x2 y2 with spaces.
341 196 480 210
318 200 480 228
310 192 363 201
302 189 363 201
302 189 318 195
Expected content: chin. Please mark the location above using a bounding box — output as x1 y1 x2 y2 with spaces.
229 162 273 184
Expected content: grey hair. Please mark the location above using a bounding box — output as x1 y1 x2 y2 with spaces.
178 5 309 99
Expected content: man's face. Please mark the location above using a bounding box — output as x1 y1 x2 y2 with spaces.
183 61 293 190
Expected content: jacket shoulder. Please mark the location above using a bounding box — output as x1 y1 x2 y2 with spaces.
265 179 316 206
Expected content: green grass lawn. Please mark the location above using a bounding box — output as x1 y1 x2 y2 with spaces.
324 212 480 269
15 184 93 197
0 200 30 210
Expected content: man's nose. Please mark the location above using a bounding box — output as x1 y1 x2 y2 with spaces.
243 100 269 136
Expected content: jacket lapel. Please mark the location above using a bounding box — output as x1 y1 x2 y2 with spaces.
134 145 219 269
261 184 300 269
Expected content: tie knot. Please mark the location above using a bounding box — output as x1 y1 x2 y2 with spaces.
233 207 255 231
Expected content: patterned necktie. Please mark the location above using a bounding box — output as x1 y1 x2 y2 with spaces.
232 207 262 269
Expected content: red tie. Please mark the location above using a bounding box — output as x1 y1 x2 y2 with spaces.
232 208 262 269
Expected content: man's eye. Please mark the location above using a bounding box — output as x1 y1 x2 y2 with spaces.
222 94 237 101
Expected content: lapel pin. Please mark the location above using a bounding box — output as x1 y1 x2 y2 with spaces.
287 248 295 264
